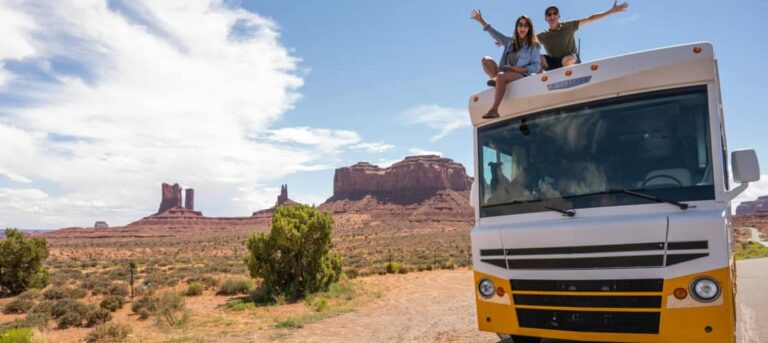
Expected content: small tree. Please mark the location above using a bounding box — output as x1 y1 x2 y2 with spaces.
0 228 49 295
245 205 342 300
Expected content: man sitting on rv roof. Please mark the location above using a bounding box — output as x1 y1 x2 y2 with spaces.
538 1 630 71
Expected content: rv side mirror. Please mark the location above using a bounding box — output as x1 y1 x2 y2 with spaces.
732 149 760 183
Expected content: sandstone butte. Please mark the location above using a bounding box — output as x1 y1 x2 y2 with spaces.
43 155 475 240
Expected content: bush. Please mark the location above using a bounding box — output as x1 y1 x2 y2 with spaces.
23 311 49 330
105 283 129 297
131 296 158 320
2 298 34 314
185 275 218 290
84 306 112 327
81 275 111 295
385 262 400 274
16 289 41 301
156 291 186 327
217 278 253 296
100 296 125 312
245 205 342 300
42 287 67 300
28 301 54 317
185 282 203 297
0 328 33 343
0 229 49 295
85 323 132 343
57 311 84 329
68 287 88 299
51 299 88 319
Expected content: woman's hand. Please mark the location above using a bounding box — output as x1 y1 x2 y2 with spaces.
471 9 489 27
509 66 528 73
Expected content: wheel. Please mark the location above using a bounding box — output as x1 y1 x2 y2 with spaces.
496 333 541 343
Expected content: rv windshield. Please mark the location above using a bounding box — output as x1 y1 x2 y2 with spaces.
478 86 714 217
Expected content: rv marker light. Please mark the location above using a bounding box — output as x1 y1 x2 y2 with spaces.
591 64 599 71
541 75 548 82
674 287 688 300
693 46 702 54
478 278 495 298
496 286 505 297
565 70 572 76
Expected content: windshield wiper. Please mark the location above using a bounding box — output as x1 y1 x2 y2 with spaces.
608 189 692 210
545 205 576 217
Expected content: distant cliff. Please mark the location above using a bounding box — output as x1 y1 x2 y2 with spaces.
320 155 474 225
736 196 768 215
326 155 472 204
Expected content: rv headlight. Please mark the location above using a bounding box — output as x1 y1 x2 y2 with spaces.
478 278 495 298
690 277 720 302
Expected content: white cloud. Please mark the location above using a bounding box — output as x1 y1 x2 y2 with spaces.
0 1 367 229
408 148 442 157
351 142 394 153
403 104 470 141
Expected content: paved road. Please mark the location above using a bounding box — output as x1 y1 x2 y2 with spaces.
736 257 768 343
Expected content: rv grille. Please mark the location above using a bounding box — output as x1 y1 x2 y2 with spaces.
511 279 663 292
513 294 662 308
516 309 660 334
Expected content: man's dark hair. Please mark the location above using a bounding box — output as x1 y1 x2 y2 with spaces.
545 6 559 15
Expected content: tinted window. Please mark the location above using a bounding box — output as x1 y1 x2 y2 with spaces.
478 87 713 217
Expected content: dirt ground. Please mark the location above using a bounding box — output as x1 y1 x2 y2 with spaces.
247 269 498 343
1 269 499 343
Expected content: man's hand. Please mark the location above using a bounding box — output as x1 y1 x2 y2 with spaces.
610 1 629 13
470 9 483 23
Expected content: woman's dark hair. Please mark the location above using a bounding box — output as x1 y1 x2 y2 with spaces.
513 15 539 52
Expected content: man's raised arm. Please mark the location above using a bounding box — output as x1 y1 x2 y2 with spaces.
578 1 630 28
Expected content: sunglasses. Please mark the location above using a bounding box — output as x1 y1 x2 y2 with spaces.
517 22 530 27
546 11 558 17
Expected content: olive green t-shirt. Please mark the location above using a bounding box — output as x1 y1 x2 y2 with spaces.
537 20 579 58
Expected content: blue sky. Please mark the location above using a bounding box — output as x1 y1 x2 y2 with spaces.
1 0 767 229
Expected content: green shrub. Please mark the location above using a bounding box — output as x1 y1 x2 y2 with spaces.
105 283 129 297
185 275 218 290
81 275 111 295
51 299 88 319
735 241 768 260
2 298 34 314
67 287 88 299
0 229 49 295
16 289 41 301
28 301 54 317
245 205 342 301
131 296 158 320
217 278 253 296
0 328 33 343
185 282 203 297
57 311 84 329
385 262 400 274
85 323 132 343
100 296 125 312
155 291 187 327
42 287 68 300
23 311 49 330
84 306 112 327
143 273 179 289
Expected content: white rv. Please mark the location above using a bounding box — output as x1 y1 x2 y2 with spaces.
468 43 760 343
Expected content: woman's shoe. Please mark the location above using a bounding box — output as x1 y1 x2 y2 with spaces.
486 79 496 87
482 108 500 119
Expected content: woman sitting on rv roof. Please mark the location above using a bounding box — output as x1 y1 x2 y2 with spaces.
471 10 541 119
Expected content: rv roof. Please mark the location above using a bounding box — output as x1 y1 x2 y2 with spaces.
468 42 716 127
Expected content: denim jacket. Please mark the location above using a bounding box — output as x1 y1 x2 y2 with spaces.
483 24 541 75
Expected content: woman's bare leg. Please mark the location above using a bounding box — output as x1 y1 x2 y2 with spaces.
490 71 525 111
481 56 500 79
